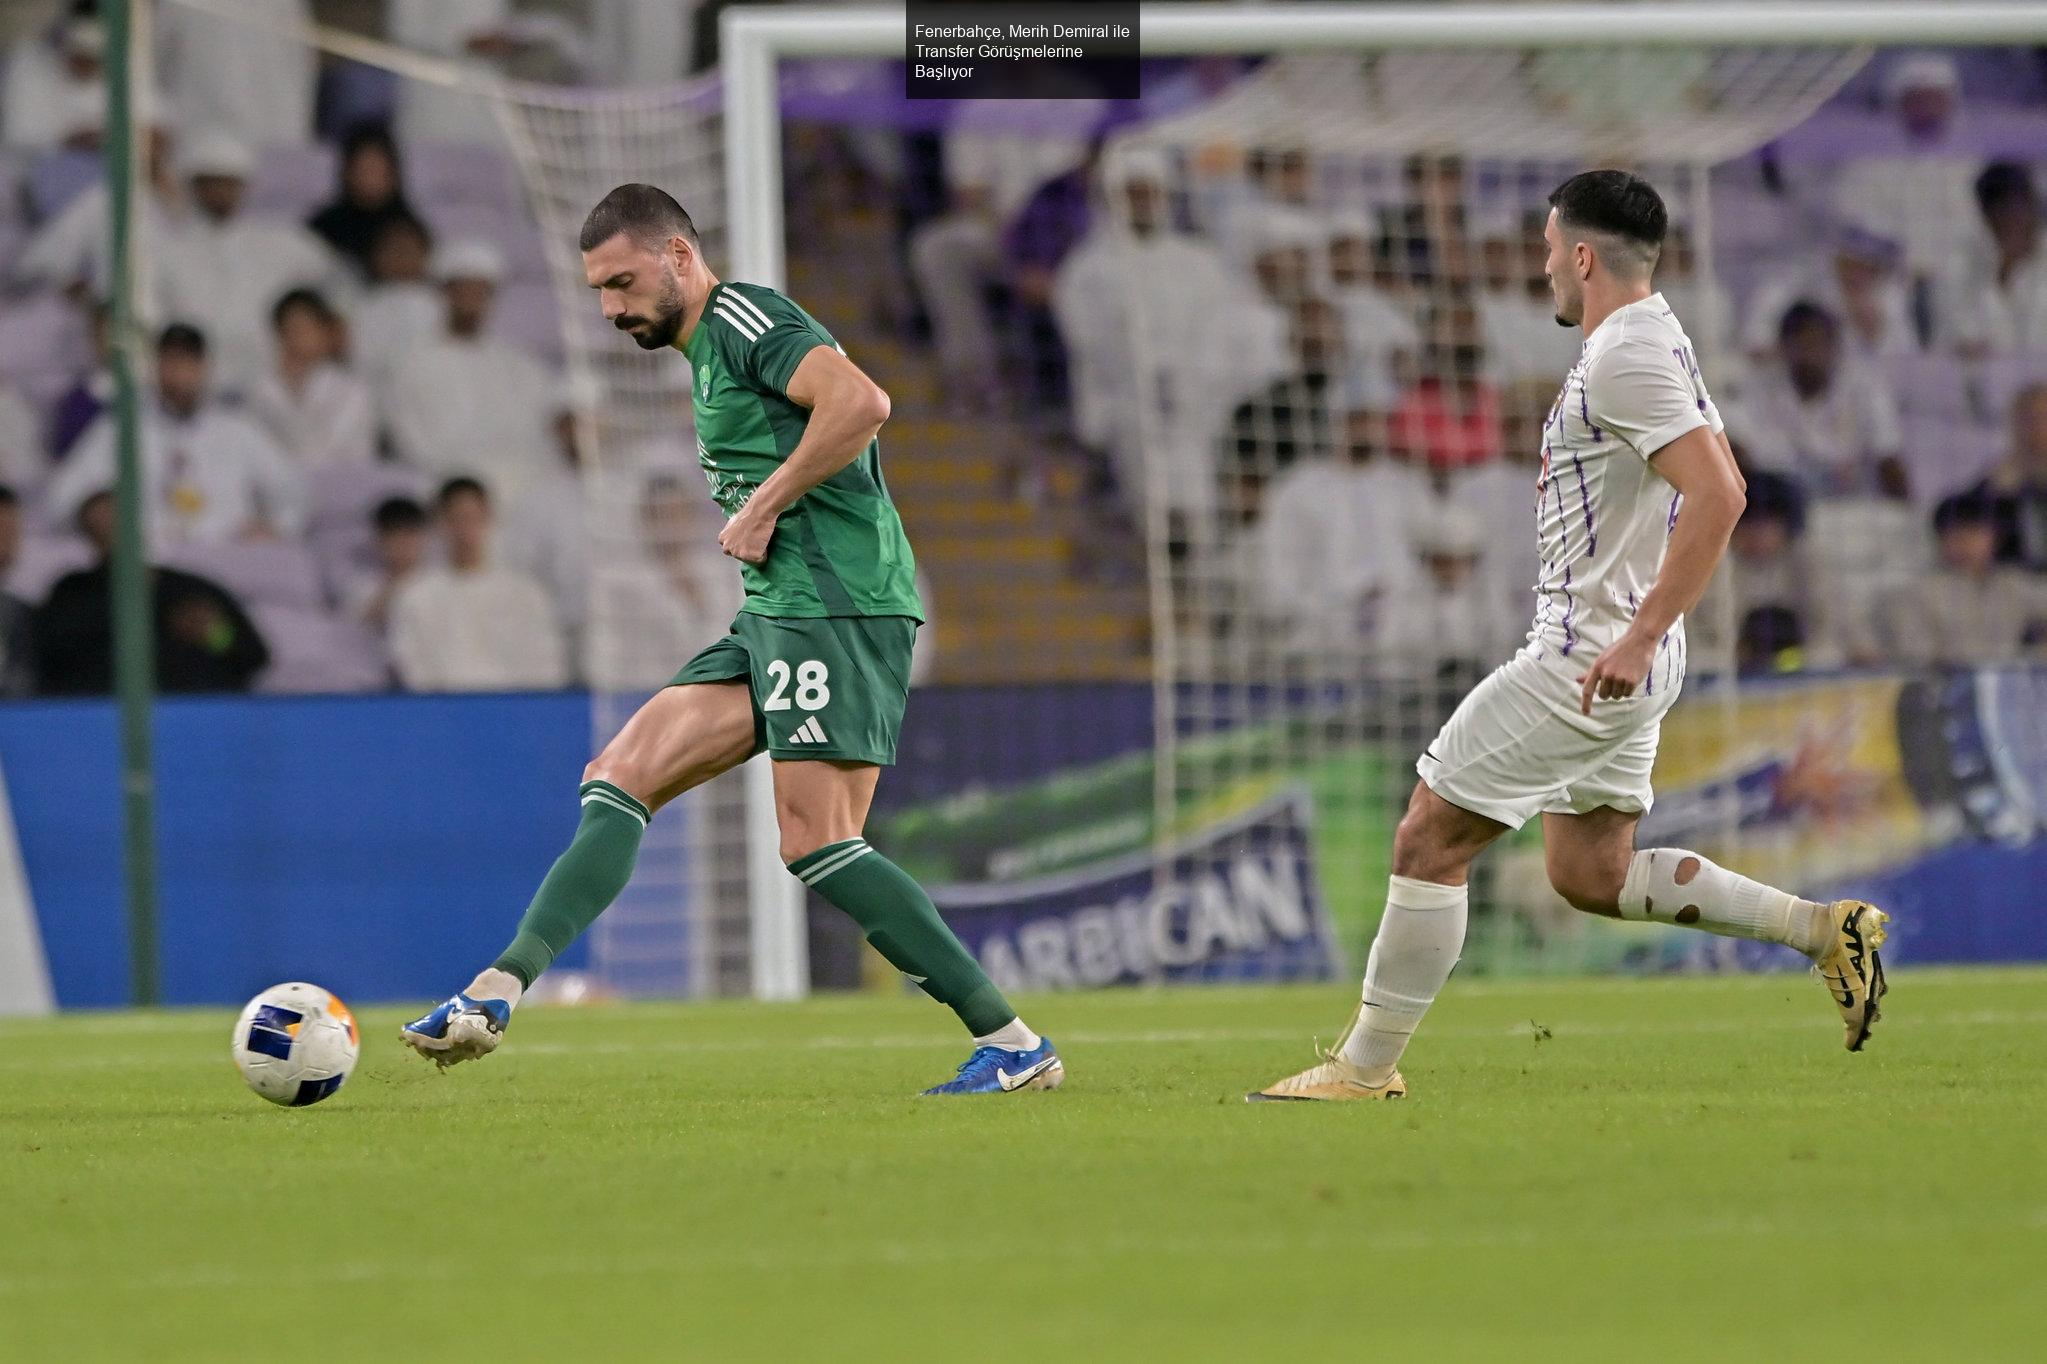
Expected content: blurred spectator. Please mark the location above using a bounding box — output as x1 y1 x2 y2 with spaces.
0 383 44 496
1378 502 1525 677
308 125 424 280
503 380 601 670
156 130 341 398
1325 218 1418 405
1876 490 2047 666
1223 296 1346 522
33 489 270 695
1981 381 2047 570
910 97 1103 408
588 475 741 691
1249 214 1322 307
1053 145 1284 522
1384 153 1473 290
156 0 315 152
47 300 112 461
1388 294 1501 470
1000 138 1101 419
388 477 566 692
12 125 179 297
385 240 554 503
1744 226 1916 364
1248 407 1427 658
1690 472 1861 673
1829 54 1981 298
0 487 32 697
343 495 430 637
345 214 440 389
2 13 108 153
1653 224 1738 382
388 0 585 146
1476 207 1577 385
1940 162 2047 356
1206 144 1324 271
249 288 378 469
48 324 306 547
1446 376 1555 619
1735 301 1907 499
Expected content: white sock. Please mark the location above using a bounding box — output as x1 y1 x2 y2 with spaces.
465 967 526 1010
974 1018 1041 1053
1618 849 1831 959
1338 876 1468 1080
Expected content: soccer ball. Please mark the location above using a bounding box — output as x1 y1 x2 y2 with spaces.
231 982 360 1107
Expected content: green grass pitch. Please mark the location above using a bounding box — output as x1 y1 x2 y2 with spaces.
3 968 2041 1362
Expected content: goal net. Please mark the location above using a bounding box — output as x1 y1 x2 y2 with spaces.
157 0 758 999
1098 44 1888 974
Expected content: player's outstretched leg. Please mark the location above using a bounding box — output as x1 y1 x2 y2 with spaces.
404 683 757 1068
773 759 1060 1097
1250 785 1504 1102
1547 810 1890 1051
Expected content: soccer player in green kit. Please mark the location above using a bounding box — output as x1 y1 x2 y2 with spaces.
404 184 1062 1097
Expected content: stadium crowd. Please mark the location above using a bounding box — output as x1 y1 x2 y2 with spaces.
0 3 2043 696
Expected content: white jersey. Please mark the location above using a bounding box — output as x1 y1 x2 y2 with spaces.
1525 292 1721 690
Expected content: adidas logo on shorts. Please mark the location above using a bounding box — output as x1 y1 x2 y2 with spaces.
787 717 829 745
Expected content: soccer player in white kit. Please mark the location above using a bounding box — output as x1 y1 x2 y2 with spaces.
1252 171 1890 1102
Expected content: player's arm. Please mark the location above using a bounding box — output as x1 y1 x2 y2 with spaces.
718 345 889 565
1576 425 1744 713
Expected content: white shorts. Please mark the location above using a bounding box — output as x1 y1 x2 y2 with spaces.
1415 646 1681 831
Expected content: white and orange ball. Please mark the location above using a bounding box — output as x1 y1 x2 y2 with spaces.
231 982 360 1107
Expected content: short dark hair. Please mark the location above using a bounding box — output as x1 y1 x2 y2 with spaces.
580 183 698 254
373 495 426 534
1741 470 1807 535
1778 299 1837 343
1976 161 2035 218
436 476 489 509
1548 169 1667 276
1933 488 1998 534
158 322 206 356
272 286 336 331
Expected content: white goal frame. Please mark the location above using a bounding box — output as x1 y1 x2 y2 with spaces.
722 0 2047 998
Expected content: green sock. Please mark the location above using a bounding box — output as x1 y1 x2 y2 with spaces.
790 838 1015 1035
492 781 651 987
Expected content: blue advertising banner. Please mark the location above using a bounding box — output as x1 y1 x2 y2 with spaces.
930 789 1340 991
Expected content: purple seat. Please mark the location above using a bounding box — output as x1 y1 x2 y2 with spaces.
1974 353 2047 427
158 539 327 613
409 142 522 217
305 462 429 595
250 603 390 694
491 281 564 363
1888 351 1970 424
0 294 88 409
246 143 338 222
1901 416 2005 506
4 531 93 606
26 149 100 223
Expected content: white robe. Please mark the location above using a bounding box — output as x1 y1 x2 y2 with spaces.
156 0 316 150
156 214 342 399
1053 227 1287 515
48 402 307 547
248 363 379 469
387 561 568 692
2 38 104 152
384 333 554 503
345 283 442 391
1248 458 1430 652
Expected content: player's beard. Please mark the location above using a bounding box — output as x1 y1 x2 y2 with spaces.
620 273 686 350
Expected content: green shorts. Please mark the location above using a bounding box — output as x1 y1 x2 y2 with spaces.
668 613 918 766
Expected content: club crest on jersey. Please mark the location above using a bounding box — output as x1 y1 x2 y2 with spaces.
700 369 712 399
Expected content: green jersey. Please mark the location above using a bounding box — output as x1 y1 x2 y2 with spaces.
681 281 923 621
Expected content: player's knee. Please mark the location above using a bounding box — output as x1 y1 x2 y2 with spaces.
583 755 652 804
1391 808 1453 881
1548 856 1625 918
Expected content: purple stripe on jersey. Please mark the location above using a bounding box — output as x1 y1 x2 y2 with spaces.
1579 375 1602 442
1667 490 1682 533
1627 588 1638 618
1570 453 1596 558
1646 631 1669 696
1559 563 1577 656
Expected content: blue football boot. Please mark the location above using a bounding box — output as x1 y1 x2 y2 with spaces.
401 993 512 1069
920 1038 1064 1096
